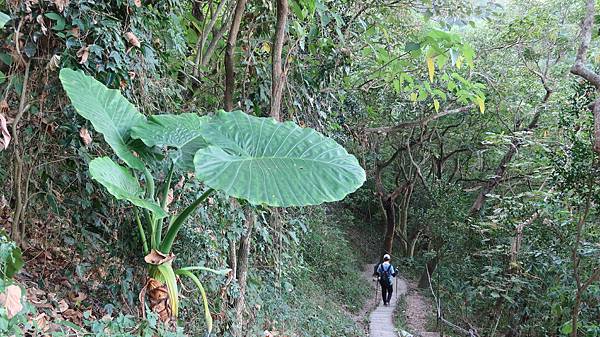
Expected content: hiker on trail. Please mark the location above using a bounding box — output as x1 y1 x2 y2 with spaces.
374 254 397 306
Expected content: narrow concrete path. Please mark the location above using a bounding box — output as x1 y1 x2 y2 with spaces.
366 263 407 337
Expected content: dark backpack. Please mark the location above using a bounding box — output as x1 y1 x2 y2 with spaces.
379 264 393 286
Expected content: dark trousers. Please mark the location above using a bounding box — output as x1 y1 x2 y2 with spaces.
380 281 393 303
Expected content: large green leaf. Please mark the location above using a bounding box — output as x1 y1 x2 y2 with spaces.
89 157 167 218
0 12 10 29
59 68 146 170
131 113 209 170
193 111 366 207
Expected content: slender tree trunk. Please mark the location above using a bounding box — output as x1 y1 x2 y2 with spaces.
224 0 248 111
270 0 289 119
592 100 600 153
232 207 255 337
570 0 600 153
418 251 439 289
382 198 396 255
398 183 413 256
11 62 30 245
194 0 229 78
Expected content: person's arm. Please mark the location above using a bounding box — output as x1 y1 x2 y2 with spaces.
392 265 397 277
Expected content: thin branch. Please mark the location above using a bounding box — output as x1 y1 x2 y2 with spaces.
194 0 229 77
365 105 472 134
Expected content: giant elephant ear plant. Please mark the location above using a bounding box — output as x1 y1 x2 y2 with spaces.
59 68 365 333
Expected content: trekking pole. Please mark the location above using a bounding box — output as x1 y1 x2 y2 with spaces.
395 276 398 300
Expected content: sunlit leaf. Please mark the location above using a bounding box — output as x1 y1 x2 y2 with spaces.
0 12 10 29
59 68 146 170
410 92 418 102
427 56 435 82
456 55 464 69
434 99 440 112
474 96 485 113
194 111 366 207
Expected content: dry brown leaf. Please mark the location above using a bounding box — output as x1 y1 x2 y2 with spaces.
165 189 174 208
68 291 87 303
0 285 24 318
175 176 185 189
52 0 69 12
134 0 142 7
32 313 49 332
36 14 48 35
47 54 61 71
0 113 11 151
144 249 175 266
76 46 89 65
57 299 68 312
0 100 8 112
69 26 80 38
124 32 141 48
79 128 91 146
62 308 82 322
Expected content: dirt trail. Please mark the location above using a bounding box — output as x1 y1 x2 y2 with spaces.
361 263 439 337
402 280 440 337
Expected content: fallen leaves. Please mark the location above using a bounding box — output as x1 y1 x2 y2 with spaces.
144 249 175 266
0 113 11 151
36 14 47 35
52 0 69 12
47 54 61 71
57 299 68 313
79 127 92 145
0 284 24 318
76 46 89 65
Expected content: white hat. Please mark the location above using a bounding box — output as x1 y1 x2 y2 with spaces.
383 254 391 260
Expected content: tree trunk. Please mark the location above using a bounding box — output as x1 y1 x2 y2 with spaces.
570 0 600 153
269 0 289 120
418 254 439 289
232 207 255 337
593 99 600 153
224 0 248 111
398 183 413 256
382 198 396 255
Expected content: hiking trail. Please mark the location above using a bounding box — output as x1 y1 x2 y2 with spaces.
363 263 440 337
